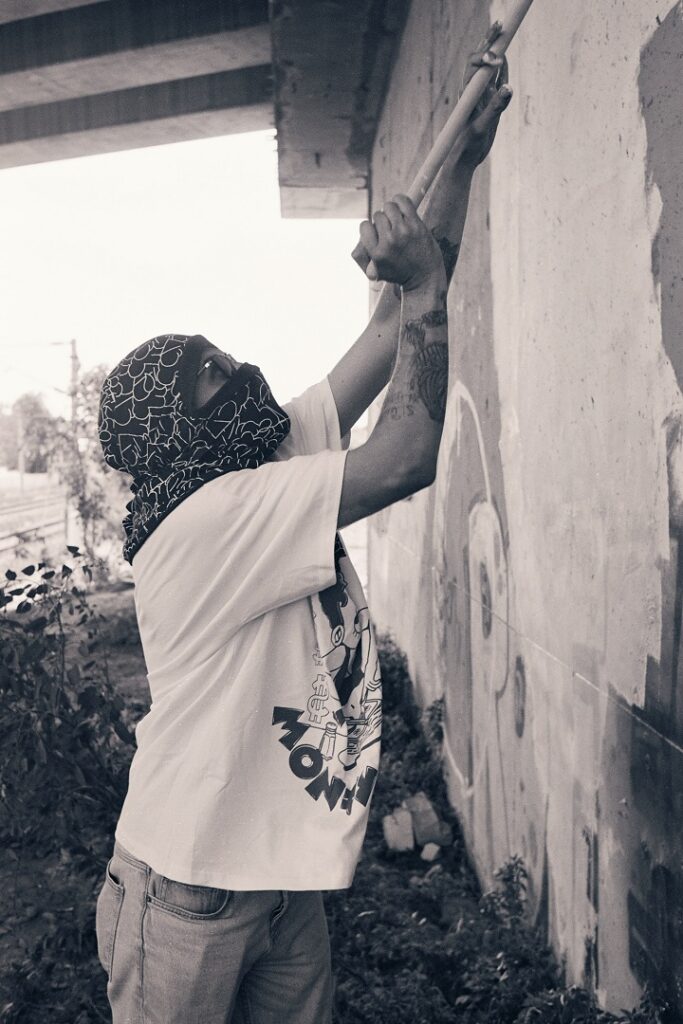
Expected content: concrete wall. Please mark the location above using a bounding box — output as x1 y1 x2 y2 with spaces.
368 0 683 1012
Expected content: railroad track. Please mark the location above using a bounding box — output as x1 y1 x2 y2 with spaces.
0 486 68 558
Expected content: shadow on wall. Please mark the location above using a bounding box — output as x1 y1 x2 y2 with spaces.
640 5 683 394
601 7 683 1014
601 532 683 1016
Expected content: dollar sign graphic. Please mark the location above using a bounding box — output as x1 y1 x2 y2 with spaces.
307 675 330 724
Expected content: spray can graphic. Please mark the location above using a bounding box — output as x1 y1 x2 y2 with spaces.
319 722 337 761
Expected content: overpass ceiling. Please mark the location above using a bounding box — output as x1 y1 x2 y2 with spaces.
0 0 408 217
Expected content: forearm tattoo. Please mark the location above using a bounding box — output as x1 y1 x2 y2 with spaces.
412 341 449 422
382 297 449 425
433 233 460 280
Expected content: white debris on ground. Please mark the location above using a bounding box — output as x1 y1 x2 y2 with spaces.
382 790 453 857
402 792 443 845
381 806 414 851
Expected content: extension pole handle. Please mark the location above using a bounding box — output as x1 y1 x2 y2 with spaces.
352 0 535 274
409 0 534 207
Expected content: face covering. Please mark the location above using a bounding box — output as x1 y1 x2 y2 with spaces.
98 334 291 563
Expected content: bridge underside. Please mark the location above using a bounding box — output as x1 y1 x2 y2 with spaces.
0 0 408 217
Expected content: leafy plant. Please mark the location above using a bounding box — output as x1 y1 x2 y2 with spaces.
50 365 131 574
424 694 445 749
0 548 134 861
0 549 142 1022
0 865 109 1024
514 986 667 1024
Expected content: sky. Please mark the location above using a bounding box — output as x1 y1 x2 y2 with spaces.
0 130 370 417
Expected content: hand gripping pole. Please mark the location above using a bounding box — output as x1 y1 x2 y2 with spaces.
352 0 535 273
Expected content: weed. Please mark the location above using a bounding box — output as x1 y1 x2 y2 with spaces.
325 637 666 1024
0 549 133 862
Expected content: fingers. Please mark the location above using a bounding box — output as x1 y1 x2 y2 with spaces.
372 210 392 243
462 21 505 91
469 83 513 138
480 19 503 52
472 50 504 70
359 219 378 254
494 54 509 89
351 238 371 272
382 200 403 230
462 50 503 91
359 195 424 282
373 200 408 235
392 194 421 227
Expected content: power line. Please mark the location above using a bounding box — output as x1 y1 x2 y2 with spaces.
0 341 71 350
0 364 69 395
0 340 78 399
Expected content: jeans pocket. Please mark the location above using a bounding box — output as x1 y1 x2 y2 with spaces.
95 858 125 979
147 870 232 921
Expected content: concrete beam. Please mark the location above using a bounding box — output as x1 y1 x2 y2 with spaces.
0 104 272 168
278 185 367 219
0 65 272 168
0 25 271 112
271 0 409 218
0 0 268 73
0 1 272 169
0 0 109 26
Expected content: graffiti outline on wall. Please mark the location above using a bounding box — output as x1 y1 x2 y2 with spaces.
433 380 513 867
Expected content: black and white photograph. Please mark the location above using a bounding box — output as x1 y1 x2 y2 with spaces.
0 1 680 1022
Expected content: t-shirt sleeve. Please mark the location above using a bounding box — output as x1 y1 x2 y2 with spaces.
276 377 349 459
136 446 349 639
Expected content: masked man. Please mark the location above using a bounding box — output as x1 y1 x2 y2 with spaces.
94 33 510 1024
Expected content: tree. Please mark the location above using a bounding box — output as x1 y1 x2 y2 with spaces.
52 366 131 570
0 393 57 473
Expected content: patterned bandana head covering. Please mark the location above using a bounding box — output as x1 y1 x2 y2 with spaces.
99 334 291 563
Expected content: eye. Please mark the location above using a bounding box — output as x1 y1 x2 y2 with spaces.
199 357 228 380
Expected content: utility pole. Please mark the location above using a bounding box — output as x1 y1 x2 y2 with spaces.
70 338 79 434
45 337 80 546
16 404 25 493
67 339 80 549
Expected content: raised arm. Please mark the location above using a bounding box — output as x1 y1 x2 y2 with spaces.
337 195 448 527
328 23 512 438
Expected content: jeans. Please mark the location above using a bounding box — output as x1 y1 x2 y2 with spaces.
95 841 333 1024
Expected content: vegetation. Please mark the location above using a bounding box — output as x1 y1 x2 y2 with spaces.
325 641 665 1024
0 372 131 572
0 551 139 1022
0 551 137 858
0 394 54 474
0 579 667 1023
50 366 131 570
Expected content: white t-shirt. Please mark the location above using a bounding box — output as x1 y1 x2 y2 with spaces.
115 379 381 891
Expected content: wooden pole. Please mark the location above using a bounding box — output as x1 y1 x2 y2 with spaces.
408 0 534 207
352 0 535 272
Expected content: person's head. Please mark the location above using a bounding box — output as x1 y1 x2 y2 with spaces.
98 333 290 562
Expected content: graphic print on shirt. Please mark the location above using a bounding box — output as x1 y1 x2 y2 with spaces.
272 535 381 814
